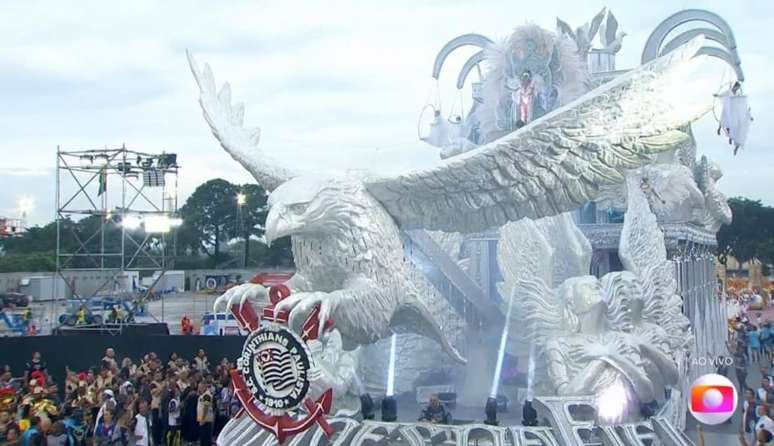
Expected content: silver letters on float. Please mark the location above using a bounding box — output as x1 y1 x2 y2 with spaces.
216 395 694 446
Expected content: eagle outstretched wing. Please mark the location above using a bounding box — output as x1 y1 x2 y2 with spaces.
187 51 296 192
365 37 714 233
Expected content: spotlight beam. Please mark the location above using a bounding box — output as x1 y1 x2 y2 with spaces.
386 334 397 397
490 287 515 398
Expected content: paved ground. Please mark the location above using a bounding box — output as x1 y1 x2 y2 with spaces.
26 291 220 334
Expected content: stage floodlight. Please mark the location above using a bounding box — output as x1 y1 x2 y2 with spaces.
143 215 173 233
381 396 397 422
484 397 498 426
596 381 629 423
522 400 538 426
360 393 375 420
121 214 142 230
157 153 177 168
142 170 165 187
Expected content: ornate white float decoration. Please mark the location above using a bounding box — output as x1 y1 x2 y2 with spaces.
186 7 748 443
499 170 693 422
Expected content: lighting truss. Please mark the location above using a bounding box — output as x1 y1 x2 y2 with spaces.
55 144 180 307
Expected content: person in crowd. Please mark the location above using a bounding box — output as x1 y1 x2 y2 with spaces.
762 323 773 360
0 410 14 442
46 420 69 446
215 378 231 437
181 385 199 445
736 344 751 391
756 404 774 443
76 307 87 326
743 388 759 440
108 306 119 324
116 402 135 446
24 353 47 384
1 347 234 446
5 424 20 445
102 349 118 371
0 365 13 388
740 324 751 355
762 367 774 387
165 386 181 446
94 409 118 446
22 308 31 329
418 395 450 424
20 416 47 446
193 351 209 374
758 378 774 405
134 401 152 446
167 354 179 371
751 325 763 363
701 424 774 446
181 316 193 336
150 373 165 445
738 428 774 446
196 383 214 446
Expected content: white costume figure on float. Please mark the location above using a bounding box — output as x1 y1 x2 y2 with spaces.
716 81 752 154
188 34 716 415
509 70 536 126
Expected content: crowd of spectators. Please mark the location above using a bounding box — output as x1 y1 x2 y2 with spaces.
0 348 237 445
726 308 774 445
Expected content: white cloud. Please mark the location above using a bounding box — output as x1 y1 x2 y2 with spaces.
0 0 773 227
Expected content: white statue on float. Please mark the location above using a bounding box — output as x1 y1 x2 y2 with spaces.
499 172 693 420
188 32 715 415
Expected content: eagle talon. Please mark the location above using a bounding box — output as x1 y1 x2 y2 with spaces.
213 283 269 315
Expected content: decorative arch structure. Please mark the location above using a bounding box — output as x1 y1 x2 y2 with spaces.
642 9 744 81
431 33 494 88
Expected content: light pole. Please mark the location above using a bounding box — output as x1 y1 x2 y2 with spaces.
236 192 247 268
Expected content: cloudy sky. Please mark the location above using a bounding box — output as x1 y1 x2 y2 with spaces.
0 0 771 226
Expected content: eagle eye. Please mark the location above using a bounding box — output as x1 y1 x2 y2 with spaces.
289 203 307 214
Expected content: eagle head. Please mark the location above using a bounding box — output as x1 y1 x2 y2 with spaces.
264 175 366 244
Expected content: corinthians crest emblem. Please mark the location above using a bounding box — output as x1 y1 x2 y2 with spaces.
229 282 335 443
239 324 311 413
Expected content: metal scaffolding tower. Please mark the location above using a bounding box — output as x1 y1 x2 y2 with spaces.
55 145 180 303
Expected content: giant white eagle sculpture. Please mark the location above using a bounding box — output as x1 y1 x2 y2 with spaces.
188 36 713 362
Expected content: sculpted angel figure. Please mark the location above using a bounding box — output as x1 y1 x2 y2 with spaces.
513 270 658 403
500 172 692 409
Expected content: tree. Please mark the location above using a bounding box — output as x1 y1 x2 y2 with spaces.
231 183 269 267
716 197 774 266
0 252 56 273
1 178 295 272
178 179 238 267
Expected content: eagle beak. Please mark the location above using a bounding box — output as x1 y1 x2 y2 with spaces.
264 207 294 246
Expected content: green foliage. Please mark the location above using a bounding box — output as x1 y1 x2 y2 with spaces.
716 197 774 266
178 178 238 265
1 178 295 272
0 252 56 272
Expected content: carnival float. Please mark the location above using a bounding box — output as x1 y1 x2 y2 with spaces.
188 7 752 446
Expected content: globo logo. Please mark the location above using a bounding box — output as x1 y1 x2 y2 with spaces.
689 373 738 425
